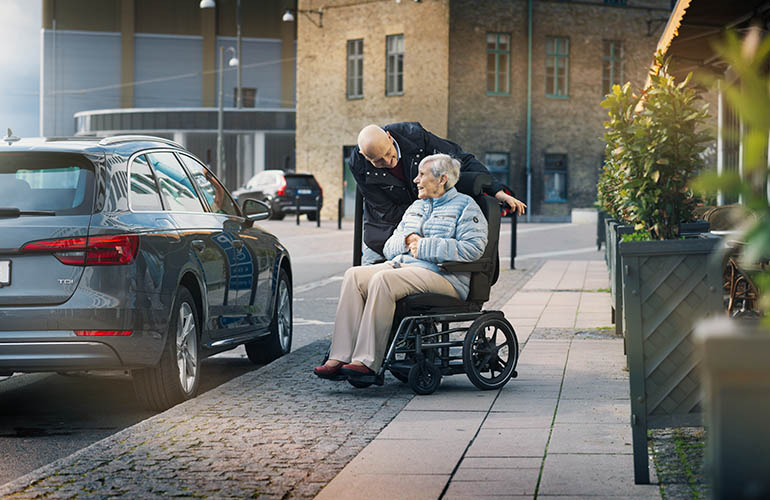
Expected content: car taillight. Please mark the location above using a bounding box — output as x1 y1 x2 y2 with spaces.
276 177 287 196
22 234 140 266
75 330 133 336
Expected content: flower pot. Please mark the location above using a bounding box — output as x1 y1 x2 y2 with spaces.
695 317 770 499
619 234 723 484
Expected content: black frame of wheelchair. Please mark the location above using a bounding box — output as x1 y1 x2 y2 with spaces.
346 172 520 395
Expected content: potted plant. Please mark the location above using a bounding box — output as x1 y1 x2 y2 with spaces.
693 27 770 499
600 52 720 484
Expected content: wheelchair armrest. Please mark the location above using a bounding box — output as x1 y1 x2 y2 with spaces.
439 259 492 273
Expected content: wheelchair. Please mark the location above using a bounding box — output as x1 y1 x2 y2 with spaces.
340 172 519 395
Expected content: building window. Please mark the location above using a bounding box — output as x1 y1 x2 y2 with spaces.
544 154 568 202
485 152 510 186
486 33 510 95
602 40 624 95
604 0 627 5
234 88 257 108
386 34 404 96
545 37 569 98
347 39 364 99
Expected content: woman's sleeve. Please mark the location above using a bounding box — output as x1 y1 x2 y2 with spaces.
417 199 488 263
383 202 417 259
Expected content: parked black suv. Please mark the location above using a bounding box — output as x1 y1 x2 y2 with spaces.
0 135 293 411
232 170 323 221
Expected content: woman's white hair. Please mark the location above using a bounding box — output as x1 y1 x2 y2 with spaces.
419 153 460 190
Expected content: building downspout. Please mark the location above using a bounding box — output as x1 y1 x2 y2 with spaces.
526 0 532 222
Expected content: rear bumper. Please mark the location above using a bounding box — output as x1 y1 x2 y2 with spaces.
0 290 171 372
0 340 123 371
0 328 165 372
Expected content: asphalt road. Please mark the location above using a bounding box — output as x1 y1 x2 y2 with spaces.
0 216 602 486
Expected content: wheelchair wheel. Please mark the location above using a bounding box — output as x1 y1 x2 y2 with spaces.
408 360 442 395
463 314 518 390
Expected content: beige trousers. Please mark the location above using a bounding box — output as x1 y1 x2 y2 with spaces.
329 262 459 372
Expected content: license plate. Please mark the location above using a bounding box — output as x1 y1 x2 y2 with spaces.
0 260 10 287
296 189 312 195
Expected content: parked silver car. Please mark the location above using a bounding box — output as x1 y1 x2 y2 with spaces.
0 135 293 410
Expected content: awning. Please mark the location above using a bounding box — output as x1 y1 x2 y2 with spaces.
656 0 770 78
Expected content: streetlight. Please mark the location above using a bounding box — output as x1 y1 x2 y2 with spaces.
215 46 237 179
200 0 241 108
281 8 323 28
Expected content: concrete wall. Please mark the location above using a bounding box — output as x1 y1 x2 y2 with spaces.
295 0 451 219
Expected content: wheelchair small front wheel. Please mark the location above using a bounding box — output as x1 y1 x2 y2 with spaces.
463 314 519 390
408 361 441 395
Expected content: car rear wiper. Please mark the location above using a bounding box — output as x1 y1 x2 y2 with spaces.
0 208 57 217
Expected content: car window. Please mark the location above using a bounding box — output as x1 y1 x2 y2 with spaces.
146 152 205 213
179 154 239 217
129 155 164 211
0 152 95 215
286 176 317 189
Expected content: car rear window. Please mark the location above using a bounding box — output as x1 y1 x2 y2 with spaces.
286 176 318 189
0 152 95 215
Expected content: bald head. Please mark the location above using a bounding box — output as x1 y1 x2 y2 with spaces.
357 124 398 168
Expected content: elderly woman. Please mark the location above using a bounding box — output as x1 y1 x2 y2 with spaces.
314 153 488 381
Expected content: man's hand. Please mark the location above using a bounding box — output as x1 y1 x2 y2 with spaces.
495 191 527 216
405 233 422 258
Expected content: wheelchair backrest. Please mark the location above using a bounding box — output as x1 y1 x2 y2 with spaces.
455 173 500 304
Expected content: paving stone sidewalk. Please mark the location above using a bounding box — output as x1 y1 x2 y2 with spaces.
0 264 541 500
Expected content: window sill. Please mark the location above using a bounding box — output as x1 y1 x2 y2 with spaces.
545 94 569 100
346 96 364 101
385 92 404 97
544 199 568 204
486 92 510 96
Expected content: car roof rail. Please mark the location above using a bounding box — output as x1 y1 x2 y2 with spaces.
98 135 184 149
44 136 101 142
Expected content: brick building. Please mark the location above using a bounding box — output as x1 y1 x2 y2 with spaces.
296 0 671 219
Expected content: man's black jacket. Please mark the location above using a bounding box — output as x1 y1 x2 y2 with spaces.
348 122 504 256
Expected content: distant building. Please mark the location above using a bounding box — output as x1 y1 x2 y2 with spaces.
40 0 297 190
296 0 671 219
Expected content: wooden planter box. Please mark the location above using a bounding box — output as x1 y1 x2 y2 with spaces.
611 224 635 338
605 219 617 270
696 318 770 499
619 235 723 484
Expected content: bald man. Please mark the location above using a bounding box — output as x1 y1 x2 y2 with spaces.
349 122 526 264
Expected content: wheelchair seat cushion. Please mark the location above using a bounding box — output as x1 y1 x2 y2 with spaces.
395 292 482 316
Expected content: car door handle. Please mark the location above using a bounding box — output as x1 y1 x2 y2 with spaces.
191 240 206 252
232 239 244 250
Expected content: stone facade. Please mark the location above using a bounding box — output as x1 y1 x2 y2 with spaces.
296 0 671 219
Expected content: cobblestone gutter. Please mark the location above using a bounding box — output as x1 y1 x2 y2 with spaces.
0 264 542 500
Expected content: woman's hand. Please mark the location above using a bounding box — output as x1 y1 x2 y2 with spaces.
406 233 422 257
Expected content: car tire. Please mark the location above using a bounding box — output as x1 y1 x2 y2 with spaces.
245 268 292 364
133 287 201 411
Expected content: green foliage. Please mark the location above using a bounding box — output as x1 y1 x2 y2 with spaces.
599 53 712 240
693 28 770 329
621 231 653 243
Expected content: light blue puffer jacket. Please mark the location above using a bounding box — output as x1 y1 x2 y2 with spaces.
383 187 488 300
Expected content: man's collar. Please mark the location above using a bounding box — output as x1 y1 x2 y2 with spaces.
393 137 402 162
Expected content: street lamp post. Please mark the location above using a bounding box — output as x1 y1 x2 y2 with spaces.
236 0 242 109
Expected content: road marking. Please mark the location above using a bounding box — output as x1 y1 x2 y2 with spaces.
294 318 335 326
500 223 574 235
291 250 351 262
294 275 344 294
508 246 599 261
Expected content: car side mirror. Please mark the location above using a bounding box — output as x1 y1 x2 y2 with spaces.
242 198 272 222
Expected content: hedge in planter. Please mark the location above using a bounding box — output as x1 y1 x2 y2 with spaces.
600 52 715 484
